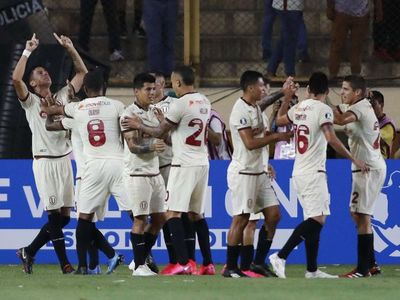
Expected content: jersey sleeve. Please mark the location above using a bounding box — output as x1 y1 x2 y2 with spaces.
54 86 70 105
318 105 334 127
230 105 251 130
64 102 78 118
61 117 75 130
165 99 183 125
287 105 296 123
120 105 136 132
347 101 363 121
19 92 35 109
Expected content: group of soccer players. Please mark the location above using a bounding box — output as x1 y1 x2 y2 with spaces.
12 34 386 279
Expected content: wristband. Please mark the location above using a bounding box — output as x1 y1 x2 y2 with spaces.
22 50 32 58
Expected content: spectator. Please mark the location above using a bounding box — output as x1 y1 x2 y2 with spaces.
143 0 178 76
373 0 400 61
78 0 124 61
262 0 309 63
266 0 305 77
327 0 383 79
207 109 233 160
117 0 146 38
369 90 396 159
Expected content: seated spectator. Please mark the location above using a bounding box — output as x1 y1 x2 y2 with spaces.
327 0 382 79
207 109 233 160
369 90 396 158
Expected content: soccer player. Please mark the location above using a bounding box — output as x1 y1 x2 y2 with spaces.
121 73 167 276
223 70 293 278
42 70 126 274
334 75 386 278
269 72 368 279
122 66 211 275
12 33 87 274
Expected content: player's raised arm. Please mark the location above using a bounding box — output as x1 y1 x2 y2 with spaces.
12 33 39 100
333 106 357 126
122 115 175 139
53 33 88 93
238 127 292 151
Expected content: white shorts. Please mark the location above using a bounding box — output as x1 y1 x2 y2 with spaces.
293 172 330 220
350 168 386 215
159 164 171 187
249 212 264 221
125 174 166 216
166 165 209 214
32 156 74 211
227 165 279 216
78 158 129 221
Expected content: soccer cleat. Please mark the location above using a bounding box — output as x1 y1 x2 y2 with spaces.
241 270 265 278
161 263 192 275
146 253 159 274
128 259 135 271
132 264 158 276
16 247 34 274
62 263 75 274
305 269 338 279
250 263 277 277
269 252 286 279
369 263 382 276
106 253 124 274
88 265 102 275
160 263 178 275
188 259 198 275
339 269 371 278
74 266 88 275
222 268 247 278
198 264 216 275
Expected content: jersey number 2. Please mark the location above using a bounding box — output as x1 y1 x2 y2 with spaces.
185 118 205 146
87 119 106 147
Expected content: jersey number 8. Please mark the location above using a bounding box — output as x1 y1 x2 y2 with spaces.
87 119 106 147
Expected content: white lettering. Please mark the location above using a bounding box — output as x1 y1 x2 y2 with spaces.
23 185 44 218
32 0 43 13
0 178 11 218
16 4 28 19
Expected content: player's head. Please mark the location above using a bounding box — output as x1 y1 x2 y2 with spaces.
341 75 367 104
240 70 265 100
83 69 106 96
171 66 195 96
27 65 52 91
307 72 329 96
133 73 156 107
369 90 384 118
151 72 166 102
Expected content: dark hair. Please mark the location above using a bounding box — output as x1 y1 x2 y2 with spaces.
343 75 367 95
83 69 105 92
153 72 165 79
370 90 384 105
133 73 156 89
308 72 328 95
172 66 195 85
240 70 263 91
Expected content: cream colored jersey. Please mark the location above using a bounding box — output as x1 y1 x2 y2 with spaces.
287 99 333 176
229 98 265 173
19 86 71 156
121 103 160 175
166 92 210 166
64 96 124 160
262 113 270 172
154 96 176 167
345 98 386 170
61 117 85 178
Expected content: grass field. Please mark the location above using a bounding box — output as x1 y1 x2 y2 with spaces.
1 264 400 300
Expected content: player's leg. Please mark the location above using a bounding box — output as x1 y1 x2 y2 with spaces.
241 219 257 274
182 212 196 264
75 212 95 274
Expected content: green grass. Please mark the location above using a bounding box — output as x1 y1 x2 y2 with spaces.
1 264 400 300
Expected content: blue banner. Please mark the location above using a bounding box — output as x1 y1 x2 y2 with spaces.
0 159 399 265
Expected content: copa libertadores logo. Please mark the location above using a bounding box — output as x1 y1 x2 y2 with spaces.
372 170 400 257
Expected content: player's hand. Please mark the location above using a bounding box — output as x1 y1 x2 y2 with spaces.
353 159 370 174
121 115 143 130
40 95 58 115
280 131 294 142
153 139 166 153
53 33 74 50
153 107 165 123
25 33 39 52
268 164 276 180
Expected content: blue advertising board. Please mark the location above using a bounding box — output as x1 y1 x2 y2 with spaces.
0 159 399 265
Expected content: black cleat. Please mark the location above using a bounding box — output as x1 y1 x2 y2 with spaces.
145 253 159 274
74 266 88 275
16 247 34 274
250 263 278 277
62 263 76 274
222 268 247 278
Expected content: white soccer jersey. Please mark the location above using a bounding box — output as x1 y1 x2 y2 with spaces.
166 92 211 166
287 99 333 176
262 113 270 171
345 98 386 170
64 96 124 160
121 103 161 175
61 117 85 178
154 96 176 167
19 86 72 156
229 98 265 173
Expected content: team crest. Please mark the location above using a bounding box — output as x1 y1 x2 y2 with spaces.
49 195 57 205
325 112 333 120
240 118 247 125
140 201 148 211
247 198 253 208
